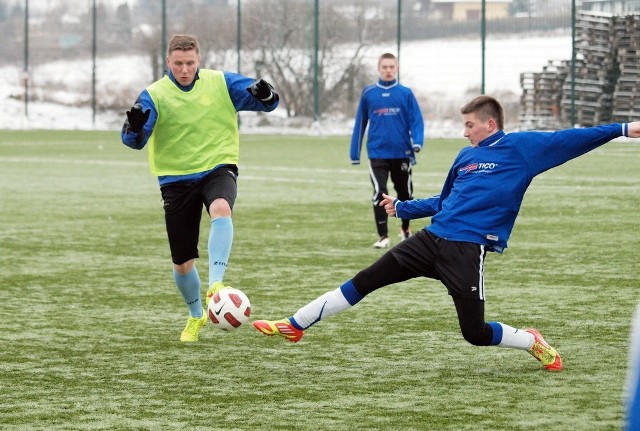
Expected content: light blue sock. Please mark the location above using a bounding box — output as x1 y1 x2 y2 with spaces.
173 267 202 318
209 217 234 286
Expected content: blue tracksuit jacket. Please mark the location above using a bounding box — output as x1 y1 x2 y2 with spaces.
393 123 629 252
350 79 424 164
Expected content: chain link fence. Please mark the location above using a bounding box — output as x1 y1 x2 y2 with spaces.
0 0 638 134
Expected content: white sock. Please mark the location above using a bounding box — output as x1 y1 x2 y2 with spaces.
292 287 352 329
494 322 535 350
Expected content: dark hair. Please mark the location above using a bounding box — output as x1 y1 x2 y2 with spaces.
378 52 397 66
167 34 200 57
460 95 504 130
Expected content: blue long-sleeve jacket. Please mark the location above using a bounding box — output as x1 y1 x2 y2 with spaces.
393 123 629 252
121 69 278 185
350 79 424 164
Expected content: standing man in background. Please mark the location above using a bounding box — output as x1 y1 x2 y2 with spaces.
350 52 425 249
121 34 279 343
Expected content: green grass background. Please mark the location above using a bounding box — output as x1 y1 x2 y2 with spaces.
0 130 638 430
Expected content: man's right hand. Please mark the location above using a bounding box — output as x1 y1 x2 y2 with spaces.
380 193 397 217
126 103 150 133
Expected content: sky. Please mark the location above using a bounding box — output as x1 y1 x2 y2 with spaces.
0 35 573 137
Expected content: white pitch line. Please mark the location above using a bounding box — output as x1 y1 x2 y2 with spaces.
238 175 372 187
1 156 636 191
0 156 442 177
0 156 146 167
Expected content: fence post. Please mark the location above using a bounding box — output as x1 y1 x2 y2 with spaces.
570 0 576 126
92 0 97 125
161 0 167 77
237 0 241 74
397 0 401 82
24 0 29 118
313 0 319 121
481 0 486 94
237 0 241 128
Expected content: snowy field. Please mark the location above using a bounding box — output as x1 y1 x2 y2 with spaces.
0 35 572 137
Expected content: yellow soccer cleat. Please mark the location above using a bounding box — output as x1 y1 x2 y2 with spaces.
526 328 563 371
180 309 207 342
206 281 227 307
252 318 304 343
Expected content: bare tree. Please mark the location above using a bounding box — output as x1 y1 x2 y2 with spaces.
241 0 385 118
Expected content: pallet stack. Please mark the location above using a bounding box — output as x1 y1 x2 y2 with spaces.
560 11 617 126
519 59 570 130
612 13 640 123
519 11 640 129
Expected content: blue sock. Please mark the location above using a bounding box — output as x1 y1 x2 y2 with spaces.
339 279 365 305
174 267 202 318
488 321 503 346
208 217 233 286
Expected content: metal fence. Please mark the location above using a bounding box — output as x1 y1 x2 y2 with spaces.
2 0 639 133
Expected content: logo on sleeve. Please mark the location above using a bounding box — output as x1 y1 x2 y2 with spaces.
460 163 478 173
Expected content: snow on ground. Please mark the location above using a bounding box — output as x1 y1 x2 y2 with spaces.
0 35 572 137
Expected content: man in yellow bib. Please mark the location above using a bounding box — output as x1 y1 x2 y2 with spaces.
121 34 279 342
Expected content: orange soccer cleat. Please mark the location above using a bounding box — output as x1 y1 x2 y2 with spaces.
252 318 304 343
525 328 563 371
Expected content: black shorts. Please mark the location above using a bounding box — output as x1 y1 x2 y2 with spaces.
160 166 238 265
353 229 487 300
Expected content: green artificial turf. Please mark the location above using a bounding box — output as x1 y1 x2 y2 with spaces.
0 130 638 430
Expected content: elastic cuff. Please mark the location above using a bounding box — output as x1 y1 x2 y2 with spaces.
488 321 503 346
339 279 364 306
260 92 274 102
289 316 304 330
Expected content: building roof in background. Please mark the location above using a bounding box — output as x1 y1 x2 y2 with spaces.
431 0 513 3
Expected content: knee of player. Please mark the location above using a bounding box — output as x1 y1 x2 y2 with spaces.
174 259 195 275
460 327 492 346
208 198 232 218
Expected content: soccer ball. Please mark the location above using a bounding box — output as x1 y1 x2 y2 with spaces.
207 287 251 331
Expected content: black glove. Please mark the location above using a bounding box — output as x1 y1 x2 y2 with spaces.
246 79 276 102
126 103 150 133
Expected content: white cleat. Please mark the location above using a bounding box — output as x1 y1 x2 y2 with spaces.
373 237 390 248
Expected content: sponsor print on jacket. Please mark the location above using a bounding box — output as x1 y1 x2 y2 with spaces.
373 107 401 116
459 162 499 174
